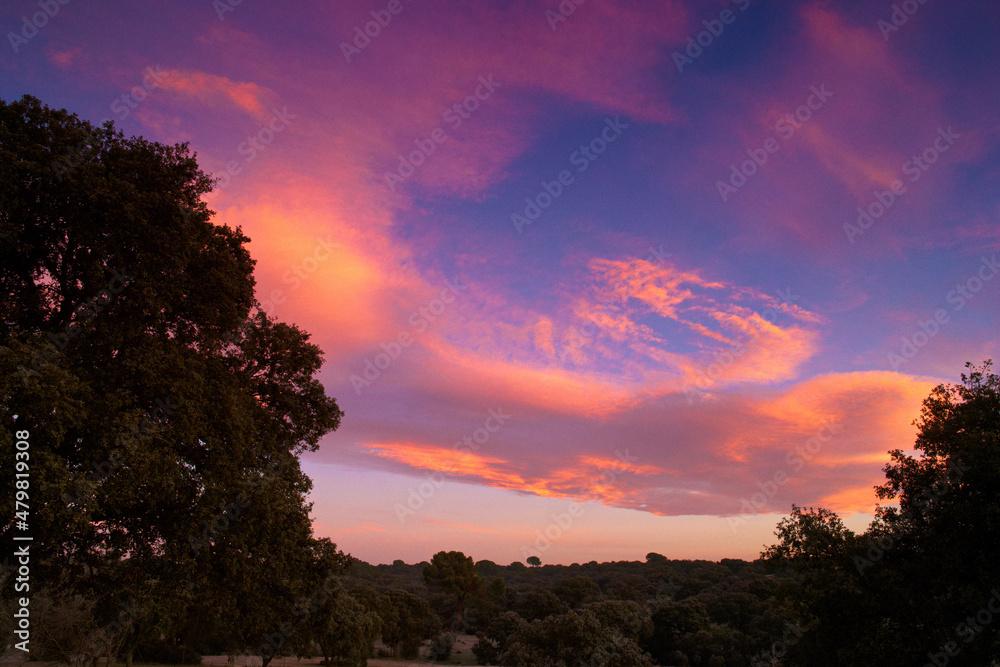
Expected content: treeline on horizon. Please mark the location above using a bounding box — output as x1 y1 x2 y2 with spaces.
1 95 999 667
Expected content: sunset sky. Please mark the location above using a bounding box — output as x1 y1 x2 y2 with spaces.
4 0 999 565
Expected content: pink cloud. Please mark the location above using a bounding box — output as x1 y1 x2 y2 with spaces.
279 0 692 201
679 1 972 257
402 256 823 416
48 46 83 68
344 368 939 518
368 440 674 507
158 68 273 119
339 521 386 534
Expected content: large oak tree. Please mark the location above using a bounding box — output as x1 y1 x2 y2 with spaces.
0 95 347 663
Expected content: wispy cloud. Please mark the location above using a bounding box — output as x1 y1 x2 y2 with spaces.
158 69 273 119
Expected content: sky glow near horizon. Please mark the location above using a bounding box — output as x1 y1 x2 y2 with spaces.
3 0 998 565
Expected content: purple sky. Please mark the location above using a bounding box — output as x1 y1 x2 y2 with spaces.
4 0 999 564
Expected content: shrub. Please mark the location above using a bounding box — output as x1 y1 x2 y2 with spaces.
429 631 454 661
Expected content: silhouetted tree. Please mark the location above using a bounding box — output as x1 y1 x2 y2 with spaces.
552 576 602 609
487 607 654 666
0 95 346 667
762 361 1000 665
466 575 508 632
378 589 438 659
516 590 568 622
312 588 380 667
423 551 483 631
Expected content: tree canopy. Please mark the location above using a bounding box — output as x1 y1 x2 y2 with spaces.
764 361 1000 666
423 550 485 631
0 94 346 665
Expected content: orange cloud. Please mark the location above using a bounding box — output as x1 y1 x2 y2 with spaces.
340 365 941 521
419 338 646 416
339 521 386 534
209 172 429 357
159 69 273 119
818 485 882 515
577 455 667 477
369 442 529 489
378 254 827 417
755 370 936 437
367 441 674 507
